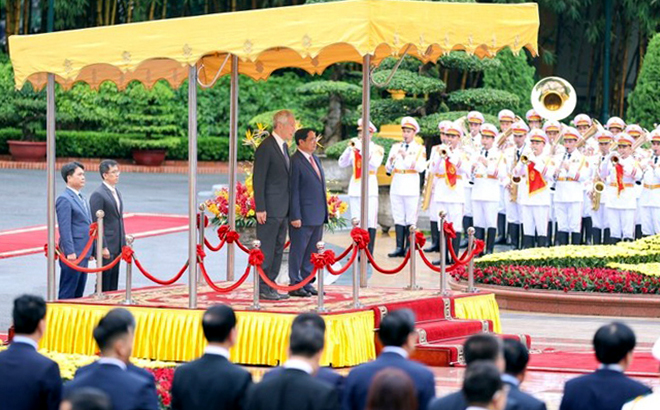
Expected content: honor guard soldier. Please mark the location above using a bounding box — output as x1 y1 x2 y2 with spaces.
338 118 384 256
386 117 425 257
472 123 507 254
424 120 453 253
544 120 564 243
640 130 660 236
513 129 556 249
526 109 543 130
589 131 614 244
498 109 516 133
495 110 516 245
602 133 642 243
467 111 485 149
463 111 485 246
573 113 595 244
606 116 626 136
625 123 646 239
504 121 529 249
553 127 591 245
428 122 472 261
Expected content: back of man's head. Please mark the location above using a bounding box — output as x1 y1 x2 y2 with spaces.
378 309 416 348
92 308 135 352
593 322 636 364
62 388 111 410
202 304 236 344
289 324 325 358
462 361 504 408
503 339 529 377
13 294 46 336
292 313 326 334
464 334 503 365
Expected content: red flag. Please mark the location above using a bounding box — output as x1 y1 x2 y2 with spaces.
353 149 362 179
444 158 457 188
527 162 547 195
615 163 624 196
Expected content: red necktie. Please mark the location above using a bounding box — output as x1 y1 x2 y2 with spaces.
310 156 321 179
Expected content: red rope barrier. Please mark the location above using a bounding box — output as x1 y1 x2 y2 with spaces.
133 257 188 285
199 262 251 293
326 247 358 275
334 243 354 261
204 237 226 252
43 223 98 265
350 227 370 249
58 252 122 273
365 248 410 275
257 266 318 292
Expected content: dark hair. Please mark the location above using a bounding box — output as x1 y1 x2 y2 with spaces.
99 160 119 179
292 313 326 333
503 339 529 376
365 368 418 410
462 361 503 406
92 308 135 351
13 294 46 335
464 334 502 365
61 161 84 183
64 387 112 410
289 324 325 358
593 322 636 364
378 309 416 347
294 128 316 146
202 305 236 343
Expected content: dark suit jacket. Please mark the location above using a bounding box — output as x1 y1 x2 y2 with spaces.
505 380 546 410
253 135 290 218
64 362 158 410
171 354 252 410
90 184 126 254
289 150 328 226
75 361 157 404
247 368 339 410
559 368 652 410
429 390 519 410
0 342 62 410
56 188 93 258
343 352 435 410
263 366 344 403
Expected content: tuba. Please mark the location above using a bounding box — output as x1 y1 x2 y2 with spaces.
531 77 577 122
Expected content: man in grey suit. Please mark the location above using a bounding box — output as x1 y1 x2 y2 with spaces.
253 110 296 300
288 128 328 297
90 160 126 292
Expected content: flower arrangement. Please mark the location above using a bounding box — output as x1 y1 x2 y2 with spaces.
326 190 349 232
205 180 257 228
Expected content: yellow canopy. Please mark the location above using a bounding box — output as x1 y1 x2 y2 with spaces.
9 0 539 91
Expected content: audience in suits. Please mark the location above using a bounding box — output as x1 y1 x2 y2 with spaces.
502 339 547 410
0 295 62 410
623 335 660 410
64 308 159 410
60 388 111 410
365 368 418 410
343 309 436 410
263 313 345 400
171 304 252 410
559 322 652 410
247 321 339 410
462 361 508 410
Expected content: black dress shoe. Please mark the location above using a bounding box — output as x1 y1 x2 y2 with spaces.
277 292 290 300
288 289 310 297
305 286 319 296
259 292 280 301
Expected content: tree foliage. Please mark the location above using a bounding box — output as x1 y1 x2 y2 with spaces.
627 32 660 129
447 88 520 116
482 48 536 115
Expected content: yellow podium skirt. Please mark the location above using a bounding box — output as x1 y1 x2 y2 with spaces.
453 293 502 333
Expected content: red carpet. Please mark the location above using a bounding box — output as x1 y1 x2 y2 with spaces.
528 350 659 377
0 213 188 259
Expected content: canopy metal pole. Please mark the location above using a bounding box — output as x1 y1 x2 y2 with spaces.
46 73 56 301
188 66 198 309
227 55 239 281
359 54 372 288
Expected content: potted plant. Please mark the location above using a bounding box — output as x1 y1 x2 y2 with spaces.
4 82 48 162
118 136 180 166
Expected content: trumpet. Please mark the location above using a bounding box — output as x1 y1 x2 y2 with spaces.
436 144 450 158
611 153 620 164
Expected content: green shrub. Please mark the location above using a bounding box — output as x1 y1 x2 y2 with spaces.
483 48 536 115
0 128 25 153
447 88 519 116
627 33 660 129
325 136 397 165
438 51 501 72
119 137 181 151
372 69 446 94
367 98 426 126
418 111 499 137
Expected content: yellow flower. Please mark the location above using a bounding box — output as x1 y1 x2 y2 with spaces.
247 209 255 217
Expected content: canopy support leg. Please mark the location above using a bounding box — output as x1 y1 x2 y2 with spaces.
360 54 372 288
47 73 56 301
227 55 239 281
188 66 199 309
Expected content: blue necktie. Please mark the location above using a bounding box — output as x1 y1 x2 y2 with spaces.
79 193 89 217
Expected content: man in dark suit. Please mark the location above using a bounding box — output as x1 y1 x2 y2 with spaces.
502 339 547 410
343 309 436 410
253 110 296 300
61 388 111 410
462 361 508 410
263 313 344 400
56 161 94 299
288 128 328 297
90 159 126 292
64 308 158 410
559 322 652 410
247 322 339 410
429 334 518 410
171 304 252 410
0 295 62 410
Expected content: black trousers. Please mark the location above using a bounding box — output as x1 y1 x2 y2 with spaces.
257 216 288 290
288 225 323 286
101 253 121 292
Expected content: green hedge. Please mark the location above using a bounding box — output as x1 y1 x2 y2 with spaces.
324 136 397 165
417 111 499 138
447 88 520 115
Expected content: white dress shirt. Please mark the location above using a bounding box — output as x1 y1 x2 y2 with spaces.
103 181 121 211
12 335 38 350
272 132 288 157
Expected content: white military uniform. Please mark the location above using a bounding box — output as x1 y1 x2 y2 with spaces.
515 154 556 237
428 146 472 232
554 150 590 234
640 153 660 235
603 154 642 240
338 138 384 229
386 140 425 225
588 153 610 231
472 147 507 229
504 143 526 224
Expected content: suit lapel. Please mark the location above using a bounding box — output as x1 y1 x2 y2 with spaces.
300 152 321 181
102 184 120 215
67 189 89 220
270 135 290 171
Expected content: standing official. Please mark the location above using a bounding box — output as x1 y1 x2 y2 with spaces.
640 130 660 236
338 119 384 257
386 117 425 257
56 162 94 299
90 160 125 292
289 129 328 297
253 110 296 301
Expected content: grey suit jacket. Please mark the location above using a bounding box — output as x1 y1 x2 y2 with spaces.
253 135 290 218
89 184 126 254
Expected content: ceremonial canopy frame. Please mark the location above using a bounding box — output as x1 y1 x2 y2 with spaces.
9 0 539 307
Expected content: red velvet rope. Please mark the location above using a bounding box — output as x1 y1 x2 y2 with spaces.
133 257 188 285
43 222 98 265
415 231 426 248
334 243 354 261
257 266 318 292
196 215 209 229
199 262 251 293
326 247 358 275
196 244 206 262
351 227 370 249
365 248 410 275
204 237 227 252
58 252 123 273
121 246 134 263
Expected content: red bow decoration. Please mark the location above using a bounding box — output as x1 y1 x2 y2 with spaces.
121 246 134 263
217 225 230 240
415 231 427 248
473 239 486 255
443 222 457 240
226 231 240 243
248 248 265 266
311 250 336 269
89 222 98 237
196 244 206 261
196 215 209 229
351 227 370 249
43 244 59 260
